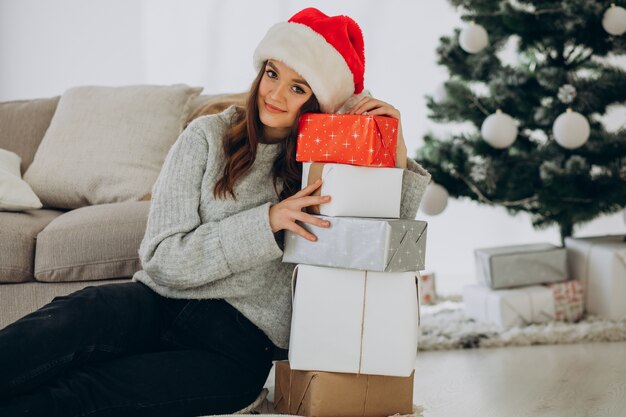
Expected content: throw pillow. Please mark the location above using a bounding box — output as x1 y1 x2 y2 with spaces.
23 84 202 209
0 148 42 211
0 96 60 176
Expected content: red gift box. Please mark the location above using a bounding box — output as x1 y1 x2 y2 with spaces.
296 113 398 167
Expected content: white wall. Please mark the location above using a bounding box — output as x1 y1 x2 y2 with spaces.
1 0 624 294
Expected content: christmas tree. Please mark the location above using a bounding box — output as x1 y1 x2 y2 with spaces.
415 0 626 244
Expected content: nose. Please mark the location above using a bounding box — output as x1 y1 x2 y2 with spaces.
269 81 288 102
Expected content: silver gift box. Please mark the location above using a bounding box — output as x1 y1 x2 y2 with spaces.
475 243 568 289
282 215 427 272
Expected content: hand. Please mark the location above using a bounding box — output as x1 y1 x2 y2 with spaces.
346 97 407 169
269 179 331 241
347 96 400 119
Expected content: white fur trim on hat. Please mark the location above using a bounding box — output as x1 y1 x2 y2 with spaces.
253 22 355 113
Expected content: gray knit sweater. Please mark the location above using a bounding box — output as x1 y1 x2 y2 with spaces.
132 105 431 349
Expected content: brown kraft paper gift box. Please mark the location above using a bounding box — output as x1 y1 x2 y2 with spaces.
274 360 414 417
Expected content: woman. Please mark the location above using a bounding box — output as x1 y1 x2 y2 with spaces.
0 7 430 417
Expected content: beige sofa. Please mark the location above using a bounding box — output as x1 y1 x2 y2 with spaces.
0 87 247 329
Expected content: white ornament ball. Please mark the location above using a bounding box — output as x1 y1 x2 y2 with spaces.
602 4 626 36
481 111 518 149
459 23 488 53
420 183 449 216
433 82 448 103
552 110 590 149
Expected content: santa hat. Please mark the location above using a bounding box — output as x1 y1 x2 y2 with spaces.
253 7 365 114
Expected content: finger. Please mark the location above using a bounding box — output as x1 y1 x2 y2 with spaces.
363 106 401 119
352 98 372 114
348 97 372 114
286 222 318 241
347 97 371 113
289 178 323 199
353 99 388 115
296 195 331 209
292 211 331 228
355 98 395 114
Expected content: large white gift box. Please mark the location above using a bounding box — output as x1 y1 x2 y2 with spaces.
463 282 584 329
474 243 568 289
302 162 403 218
288 264 419 377
565 235 626 321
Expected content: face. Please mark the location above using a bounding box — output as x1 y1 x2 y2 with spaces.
257 59 313 142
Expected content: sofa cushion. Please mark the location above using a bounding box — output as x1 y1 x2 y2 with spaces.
0 208 67 283
0 96 60 176
23 84 202 210
34 201 150 282
0 148 43 211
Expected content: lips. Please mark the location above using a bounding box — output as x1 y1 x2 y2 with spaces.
265 102 286 113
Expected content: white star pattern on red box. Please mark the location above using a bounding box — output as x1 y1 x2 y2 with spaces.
296 113 398 167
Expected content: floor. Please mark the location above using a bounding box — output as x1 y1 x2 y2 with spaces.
412 341 626 417
265 341 626 417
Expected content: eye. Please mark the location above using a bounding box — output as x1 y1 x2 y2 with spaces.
292 85 306 94
265 70 278 79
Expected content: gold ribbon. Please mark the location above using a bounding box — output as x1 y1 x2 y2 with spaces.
357 271 368 375
287 367 293 413
361 373 371 417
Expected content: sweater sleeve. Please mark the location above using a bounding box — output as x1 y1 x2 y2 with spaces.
399 158 432 220
137 122 283 290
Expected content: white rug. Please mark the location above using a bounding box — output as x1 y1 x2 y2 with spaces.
418 298 626 351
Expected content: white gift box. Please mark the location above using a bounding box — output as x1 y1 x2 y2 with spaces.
474 243 568 289
565 235 626 321
288 264 419 377
463 284 556 329
463 281 584 329
302 162 403 218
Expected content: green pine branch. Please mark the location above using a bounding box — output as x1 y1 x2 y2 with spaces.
416 0 626 243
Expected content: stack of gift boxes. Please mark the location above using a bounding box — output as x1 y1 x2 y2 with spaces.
463 236 626 328
275 113 428 417
463 243 585 329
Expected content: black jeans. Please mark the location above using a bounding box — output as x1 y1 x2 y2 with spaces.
0 281 276 417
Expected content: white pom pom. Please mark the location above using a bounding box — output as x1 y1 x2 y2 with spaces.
602 4 626 36
481 110 518 149
459 22 488 53
420 183 449 216
552 109 590 149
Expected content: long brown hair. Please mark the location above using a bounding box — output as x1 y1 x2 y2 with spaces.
214 62 320 201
